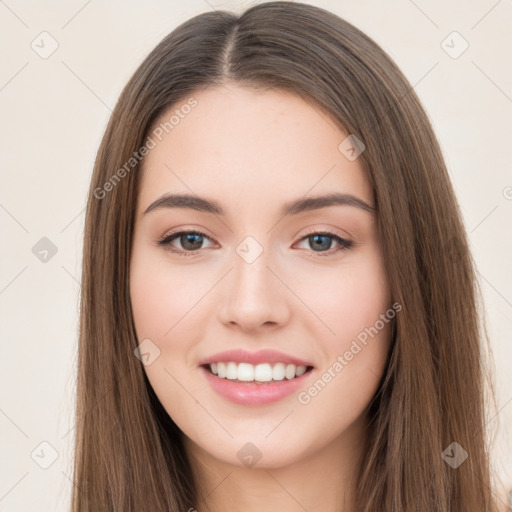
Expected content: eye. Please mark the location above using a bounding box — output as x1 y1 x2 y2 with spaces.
157 230 215 256
157 229 353 257
294 230 353 256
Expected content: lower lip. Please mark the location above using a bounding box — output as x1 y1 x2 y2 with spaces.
200 366 314 406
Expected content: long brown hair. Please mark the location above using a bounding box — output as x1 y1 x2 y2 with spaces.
71 2 502 510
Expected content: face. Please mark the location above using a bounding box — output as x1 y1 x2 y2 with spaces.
130 82 393 469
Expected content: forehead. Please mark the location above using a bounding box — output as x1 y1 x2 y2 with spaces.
137 83 372 214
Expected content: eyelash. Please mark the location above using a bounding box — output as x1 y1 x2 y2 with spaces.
156 229 353 257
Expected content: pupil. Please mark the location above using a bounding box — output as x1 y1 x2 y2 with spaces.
183 233 202 250
311 234 331 251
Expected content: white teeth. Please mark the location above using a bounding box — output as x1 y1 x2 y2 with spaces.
217 362 227 378
285 364 296 380
208 361 309 382
272 362 285 381
255 363 273 382
237 363 255 381
226 362 238 380
295 365 307 377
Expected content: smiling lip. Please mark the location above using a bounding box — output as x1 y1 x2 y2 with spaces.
200 365 314 406
198 349 314 367
198 349 315 406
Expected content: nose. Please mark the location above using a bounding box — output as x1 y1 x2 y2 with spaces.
217 248 290 332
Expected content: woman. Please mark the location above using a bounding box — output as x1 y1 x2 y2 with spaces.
72 2 507 510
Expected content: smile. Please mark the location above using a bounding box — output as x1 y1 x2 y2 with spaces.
207 361 312 382
200 363 315 406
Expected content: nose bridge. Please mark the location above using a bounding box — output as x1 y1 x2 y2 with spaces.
217 236 288 330
233 243 271 293
232 240 276 304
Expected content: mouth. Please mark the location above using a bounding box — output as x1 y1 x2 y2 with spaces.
200 362 315 405
201 362 315 384
198 349 316 405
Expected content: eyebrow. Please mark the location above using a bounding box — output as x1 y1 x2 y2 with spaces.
143 192 375 217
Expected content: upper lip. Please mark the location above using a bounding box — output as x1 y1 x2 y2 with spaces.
198 349 314 368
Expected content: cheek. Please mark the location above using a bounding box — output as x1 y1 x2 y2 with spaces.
292 250 392 405
130 268 169 340
293 250 391 342
129 244 201 340
129 245 204 419
129 244 213 393
295 295 393 445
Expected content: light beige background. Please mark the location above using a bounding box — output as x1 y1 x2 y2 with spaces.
0 0 511 510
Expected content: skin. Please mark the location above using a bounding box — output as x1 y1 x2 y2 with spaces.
130 82 393 512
